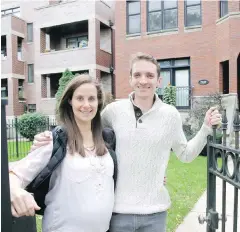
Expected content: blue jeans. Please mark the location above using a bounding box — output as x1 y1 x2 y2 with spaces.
109 211 167 232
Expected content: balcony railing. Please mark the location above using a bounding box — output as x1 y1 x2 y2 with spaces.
158 86 192 109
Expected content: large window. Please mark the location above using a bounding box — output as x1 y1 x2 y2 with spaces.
28 64 34 83
66 36 88 49
157 58 190 108
1 7 20 17
147 0 178 32
27 23 33 42
127 0 141 34
220 0 228 18
185 0 201 27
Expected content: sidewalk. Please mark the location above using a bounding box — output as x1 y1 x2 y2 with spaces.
175 164 240 232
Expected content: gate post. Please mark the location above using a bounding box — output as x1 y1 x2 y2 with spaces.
1 99 13 232
1 99 37 232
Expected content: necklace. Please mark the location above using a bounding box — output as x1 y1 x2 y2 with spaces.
84 145 95 151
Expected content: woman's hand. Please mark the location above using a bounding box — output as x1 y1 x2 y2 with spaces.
10 187 41 217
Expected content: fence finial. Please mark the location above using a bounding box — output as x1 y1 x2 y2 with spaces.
222 109 228 130
233 109 240 131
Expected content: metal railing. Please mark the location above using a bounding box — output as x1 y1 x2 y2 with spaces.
6 117 57 161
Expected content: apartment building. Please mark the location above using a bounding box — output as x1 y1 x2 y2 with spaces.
114 0 240 110
1 0 115 118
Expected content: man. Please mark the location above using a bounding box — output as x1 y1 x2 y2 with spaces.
31 53 222 232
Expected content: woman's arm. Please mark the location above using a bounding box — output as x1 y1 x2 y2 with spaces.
9 143 53 217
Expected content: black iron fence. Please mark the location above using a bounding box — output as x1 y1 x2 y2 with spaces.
198 109 240 232
7 117 57 161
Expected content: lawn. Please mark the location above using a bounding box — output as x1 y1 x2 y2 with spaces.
9 152 207 232
7 141 32 162
166 153 207 232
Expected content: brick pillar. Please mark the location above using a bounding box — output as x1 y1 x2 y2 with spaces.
40 30 46 53
41 76 47 98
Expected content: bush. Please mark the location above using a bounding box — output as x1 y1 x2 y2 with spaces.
18 113 48 141
183 92 224 156
163 85 176 106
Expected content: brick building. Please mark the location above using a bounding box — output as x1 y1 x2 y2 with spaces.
1 0 115 118
114 0 240 110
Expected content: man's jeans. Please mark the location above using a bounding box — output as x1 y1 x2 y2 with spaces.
109 211 167 232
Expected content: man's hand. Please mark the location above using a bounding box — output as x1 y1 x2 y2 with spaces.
10 187 41 217
30 131 52 152
204 107 222 128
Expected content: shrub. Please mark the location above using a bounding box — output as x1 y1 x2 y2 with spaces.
55 69 74 106
18 113 48 141
163 85 176 106
103 92 114 109
183 92 223 155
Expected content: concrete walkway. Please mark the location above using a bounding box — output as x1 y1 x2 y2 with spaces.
175 163 240 232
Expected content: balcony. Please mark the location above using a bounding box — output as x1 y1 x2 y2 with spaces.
35 0 95 28
36 21 95 72
158 86 192 109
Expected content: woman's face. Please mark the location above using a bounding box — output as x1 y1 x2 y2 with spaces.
70 83 98 124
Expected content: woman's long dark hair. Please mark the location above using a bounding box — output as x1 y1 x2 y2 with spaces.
57 74 106 156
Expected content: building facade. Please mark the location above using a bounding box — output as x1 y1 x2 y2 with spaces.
1 0 115 117
114 0 240 109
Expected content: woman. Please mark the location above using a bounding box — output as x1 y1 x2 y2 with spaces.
9 74 116 232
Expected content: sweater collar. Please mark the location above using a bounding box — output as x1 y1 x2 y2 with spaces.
129 92 162 112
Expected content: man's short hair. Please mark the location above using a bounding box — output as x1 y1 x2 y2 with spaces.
130 52 161 78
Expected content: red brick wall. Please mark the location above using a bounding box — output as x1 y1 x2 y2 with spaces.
40 30 46 53
12 35 24 75
114 0 239 99
95 19 112 68
41 76 47 98
11 16 25 35
96 69 101 81
12 78 25 116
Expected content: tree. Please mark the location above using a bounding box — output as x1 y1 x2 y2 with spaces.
55 69 74 105
163 85 176 106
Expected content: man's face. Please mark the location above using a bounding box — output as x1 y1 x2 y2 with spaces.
130 60 161 99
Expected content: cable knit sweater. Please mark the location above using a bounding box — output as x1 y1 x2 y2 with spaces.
101 93 212 214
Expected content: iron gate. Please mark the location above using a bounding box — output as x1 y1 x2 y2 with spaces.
199 109 240 232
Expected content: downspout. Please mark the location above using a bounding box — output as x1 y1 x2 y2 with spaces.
109 20 115 98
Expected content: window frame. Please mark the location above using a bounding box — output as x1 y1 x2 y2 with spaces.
158 58 191 109
66 35 88 49
28 104 36 113
220 0 228 18
184 0 202 27
147 0 178 32
27 23 33 42
126 0 141 35
28 64 34 83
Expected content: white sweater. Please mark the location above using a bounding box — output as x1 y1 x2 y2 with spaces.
101 93 212 214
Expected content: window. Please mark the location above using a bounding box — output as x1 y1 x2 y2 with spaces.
28 104 36 113
18 79 24 100
127 0 141 34
185 0 201 27
27 23 33 42
28 64 34 83
147 0 177 32
1 7 20 17
220 0 228 18
1 36 7 58
66 36 88 49
1 79 8 98
157 58 190 108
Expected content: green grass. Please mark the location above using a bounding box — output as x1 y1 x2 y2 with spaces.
10 152 208 232
8 141 32 162
166 154 207 232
